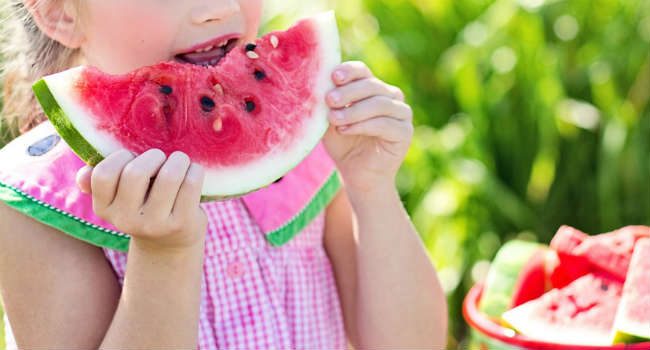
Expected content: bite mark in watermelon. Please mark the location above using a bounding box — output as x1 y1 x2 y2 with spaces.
32 12 341 199
612 238 650 343
502 272 623 346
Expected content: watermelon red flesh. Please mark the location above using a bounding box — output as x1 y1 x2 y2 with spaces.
572 226 650 281
34 12 341 198
509 248 551 308
75 23 318 166
612 238 650 343
550 226 650 285
502 272 623 346
550 225 589 252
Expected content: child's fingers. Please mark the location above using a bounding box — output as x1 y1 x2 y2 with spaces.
91 150 135 216
337 117 414 143
328 96 413 126
172 163 205 220
326 78 404 109
112 149 166 213
76 165 93 194
141 151 191 218
332 61 373 86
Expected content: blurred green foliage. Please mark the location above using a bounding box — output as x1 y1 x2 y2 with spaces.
266 0 650 347
0 0 648 348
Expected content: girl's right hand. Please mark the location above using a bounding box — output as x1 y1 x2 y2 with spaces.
76 149 208 252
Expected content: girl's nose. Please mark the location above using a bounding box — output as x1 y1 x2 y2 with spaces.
191 0 240 24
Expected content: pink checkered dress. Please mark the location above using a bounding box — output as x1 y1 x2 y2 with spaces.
0 122 347 349
102 199 347 349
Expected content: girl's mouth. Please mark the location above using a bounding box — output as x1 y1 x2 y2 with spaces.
175 37 240 67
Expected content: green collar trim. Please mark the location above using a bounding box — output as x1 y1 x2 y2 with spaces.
265 170 341 246
0 171 341 250
0 181 130 252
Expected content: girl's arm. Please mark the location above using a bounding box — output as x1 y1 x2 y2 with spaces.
325 187 447 349
0 149 208 349
0 203 205 349
323 61 447 348
0 202 120 349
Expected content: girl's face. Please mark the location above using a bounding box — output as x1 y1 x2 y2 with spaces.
77 0 263 74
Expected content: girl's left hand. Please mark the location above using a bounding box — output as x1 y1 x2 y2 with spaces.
323 61 413 194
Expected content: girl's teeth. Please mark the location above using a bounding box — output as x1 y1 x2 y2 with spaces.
196 45 214 53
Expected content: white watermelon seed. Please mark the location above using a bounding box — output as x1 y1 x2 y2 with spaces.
247 51 259 59
213 118 223 132
271 35 279 48
213 84 224 95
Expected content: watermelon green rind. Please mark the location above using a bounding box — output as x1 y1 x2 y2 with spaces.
33 12 341 198
478 240 543 318
34 76 248 203
32 78 105 166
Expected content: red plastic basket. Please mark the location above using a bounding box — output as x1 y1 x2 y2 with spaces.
463 283 650 350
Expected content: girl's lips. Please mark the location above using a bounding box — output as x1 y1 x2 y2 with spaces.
175 37 240 66
175 33 242 56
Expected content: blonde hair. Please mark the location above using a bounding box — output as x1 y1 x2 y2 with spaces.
1 0 81 144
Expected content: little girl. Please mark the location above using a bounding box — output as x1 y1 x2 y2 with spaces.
0 1 446 349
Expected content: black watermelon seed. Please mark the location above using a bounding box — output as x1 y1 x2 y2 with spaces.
245 100 256 113
201 96 216 112
245 43 257 51
274 177 284 183
600 283 608 291
254 70 266 81
160 85 173 95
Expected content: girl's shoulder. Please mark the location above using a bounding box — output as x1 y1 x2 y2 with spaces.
0 121 131 251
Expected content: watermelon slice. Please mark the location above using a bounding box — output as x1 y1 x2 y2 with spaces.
612 238 650 343
478 240 544 318
502 272 623 346
32 12 341 199
573 226 650 281
549 225 593 288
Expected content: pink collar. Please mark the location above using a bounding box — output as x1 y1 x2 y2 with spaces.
0 121 340 251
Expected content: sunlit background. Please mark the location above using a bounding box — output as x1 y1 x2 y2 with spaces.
264 0 649 347
1 0 649 348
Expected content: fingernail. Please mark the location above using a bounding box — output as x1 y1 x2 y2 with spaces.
338 126 349 132
334 70 345 82
189 163 204 179
328 91 340 103
331 110 345 122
